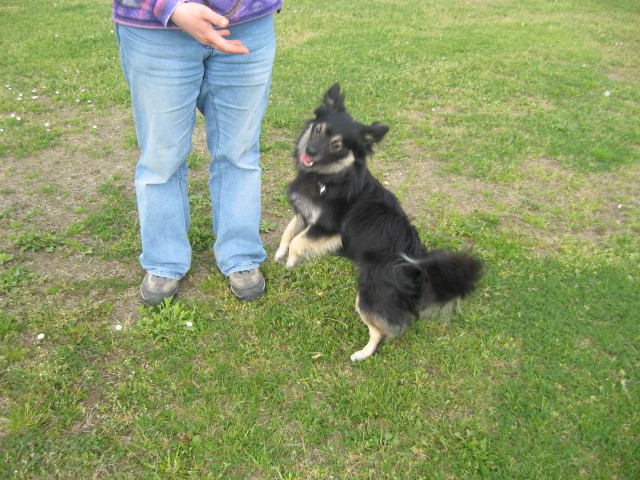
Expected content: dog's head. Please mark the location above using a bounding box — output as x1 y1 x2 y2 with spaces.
295 83 389 175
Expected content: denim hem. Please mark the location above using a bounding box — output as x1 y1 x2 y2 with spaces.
145 269 184 281
225 264 261 277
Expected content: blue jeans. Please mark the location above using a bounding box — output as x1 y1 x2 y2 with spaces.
116 15 275 279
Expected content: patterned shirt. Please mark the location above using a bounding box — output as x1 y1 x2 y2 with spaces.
113 0 282 29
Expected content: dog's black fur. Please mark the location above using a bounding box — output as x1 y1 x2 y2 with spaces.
276 83 484 361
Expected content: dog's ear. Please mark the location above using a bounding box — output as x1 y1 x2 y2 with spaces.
361 122 389 146
319 83 345 112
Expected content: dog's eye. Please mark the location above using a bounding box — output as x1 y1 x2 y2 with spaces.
314 124 323 134
330 139 343 151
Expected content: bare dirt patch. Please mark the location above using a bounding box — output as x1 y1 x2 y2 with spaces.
1 107 137 237
1 107 140 317
380 142 640 249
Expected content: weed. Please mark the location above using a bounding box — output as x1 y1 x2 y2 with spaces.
0 252 15 264
39 184 57 195
0 265 35 293
187 152 208 170
137 299 198 342
188 225 214 252
11 231 62 253
259 219 277 233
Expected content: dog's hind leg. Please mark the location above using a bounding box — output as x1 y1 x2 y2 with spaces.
350 294 387 362
275 214 305 262
350 322 384 362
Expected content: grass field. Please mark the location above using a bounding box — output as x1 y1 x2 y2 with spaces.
1 0 639 478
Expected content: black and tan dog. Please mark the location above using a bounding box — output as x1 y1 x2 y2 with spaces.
275 84 484 361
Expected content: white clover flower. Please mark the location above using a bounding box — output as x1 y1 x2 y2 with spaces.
185 321 193 327
115 324 123 331
37 333 45 340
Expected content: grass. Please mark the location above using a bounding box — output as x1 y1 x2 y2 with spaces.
1 0 639 478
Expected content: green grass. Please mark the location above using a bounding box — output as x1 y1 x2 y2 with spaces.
1 0 639 478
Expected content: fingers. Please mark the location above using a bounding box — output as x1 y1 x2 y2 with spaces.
169 2 249 54
194 29 248 54
201 8 230 29
208 34 249 54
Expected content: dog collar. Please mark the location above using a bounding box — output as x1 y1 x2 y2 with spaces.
318 182 327 196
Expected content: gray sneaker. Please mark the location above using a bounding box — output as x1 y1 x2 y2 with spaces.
140 272 179 306
229 268 265 301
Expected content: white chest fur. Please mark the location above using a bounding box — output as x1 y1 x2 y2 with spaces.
290 192 322 224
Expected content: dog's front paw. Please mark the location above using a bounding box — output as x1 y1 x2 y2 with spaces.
274 245 288 263
285 254 299 270
350 349 373 362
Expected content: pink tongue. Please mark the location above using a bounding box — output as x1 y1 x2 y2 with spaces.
300 153 313 166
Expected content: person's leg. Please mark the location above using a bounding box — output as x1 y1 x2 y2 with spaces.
116 25 207 284
196 14 276 279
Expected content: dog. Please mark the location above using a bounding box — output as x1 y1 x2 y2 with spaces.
275 83 484 361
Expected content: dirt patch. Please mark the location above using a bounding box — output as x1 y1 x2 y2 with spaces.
1 108 137 320
1 107 137 237
379 143 640 248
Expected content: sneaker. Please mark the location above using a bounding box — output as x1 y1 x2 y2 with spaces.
140 272 179 306
229 268 265 301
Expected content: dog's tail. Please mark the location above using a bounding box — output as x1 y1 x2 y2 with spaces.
399 249 484 316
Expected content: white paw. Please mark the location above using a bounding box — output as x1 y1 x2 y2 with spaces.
285 255 299 270
350 349 373 362
274 246 288 262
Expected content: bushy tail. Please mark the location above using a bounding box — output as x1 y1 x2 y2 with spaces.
399 249 484 315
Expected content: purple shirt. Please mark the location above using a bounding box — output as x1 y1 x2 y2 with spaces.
113 0 282 29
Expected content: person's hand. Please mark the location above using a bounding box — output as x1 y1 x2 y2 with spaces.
170 2 249 54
